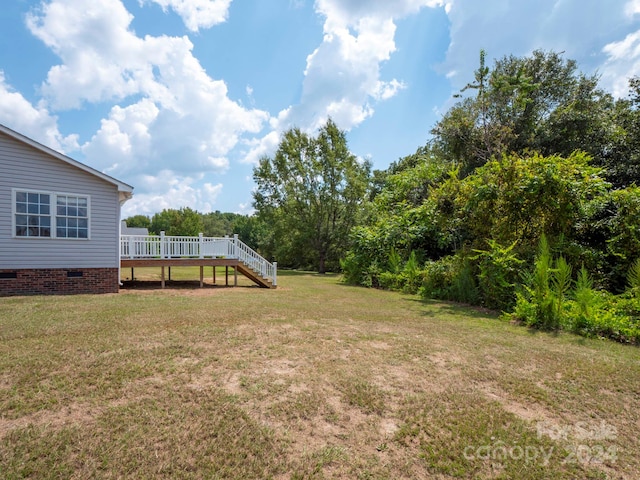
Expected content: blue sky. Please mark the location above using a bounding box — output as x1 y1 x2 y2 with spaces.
1 0 640 217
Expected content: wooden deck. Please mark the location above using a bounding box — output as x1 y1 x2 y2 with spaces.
120 258 274 288
120 234 276 289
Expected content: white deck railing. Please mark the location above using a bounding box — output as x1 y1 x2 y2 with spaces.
120 232 277 286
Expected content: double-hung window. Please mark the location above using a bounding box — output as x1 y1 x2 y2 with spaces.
56 195 89 238
13 190 90 239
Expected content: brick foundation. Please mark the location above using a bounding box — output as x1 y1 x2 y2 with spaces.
0 268 119 296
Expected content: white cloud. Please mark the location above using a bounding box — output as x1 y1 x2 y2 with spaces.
121 170 223 216
315 0 448 27
236 200 255 215
240 130 280 165
439 0 631 92
374 79 406 101
26 0 142 109
278 3 413 130
244 0 445 164
602 30 640 97
145 0 232 32
81 98 159 173
626 0 640 17
0 71 78 153
24 0 269 211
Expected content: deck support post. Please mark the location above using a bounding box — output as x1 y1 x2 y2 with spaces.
213 266 216 285
161 266 165 288
225 266 229 286
168 266 171 281
200 266 204 288
131 267 134 281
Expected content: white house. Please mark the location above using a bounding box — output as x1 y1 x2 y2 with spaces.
0 124 133 295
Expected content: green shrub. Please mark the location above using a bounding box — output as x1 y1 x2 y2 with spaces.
472 240 523 311
627 258 640 291
388 247 402 274
510 236 571 330
510 244 640 343
340 254 382 288
420 256 456 300
419 254 481 304
401 251 422 294
567 266 599 335
449 258 480 304
378 271 403 291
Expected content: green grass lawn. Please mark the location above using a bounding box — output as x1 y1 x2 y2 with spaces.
1 271 638 479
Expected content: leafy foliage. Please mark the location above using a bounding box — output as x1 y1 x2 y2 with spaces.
124 214 151 230
471 240 523 311
432 50 616 180
149 207 204 236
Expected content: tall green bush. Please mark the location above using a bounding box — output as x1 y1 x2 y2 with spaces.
511 236 571 330
472 240 523 310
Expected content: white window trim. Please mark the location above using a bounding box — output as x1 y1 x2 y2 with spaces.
12 188 91 240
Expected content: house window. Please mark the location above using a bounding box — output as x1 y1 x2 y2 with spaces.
13 190 90 239
56 195 89 239
15 191 51 237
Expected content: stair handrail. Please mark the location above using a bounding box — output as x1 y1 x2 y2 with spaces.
230 234 277 286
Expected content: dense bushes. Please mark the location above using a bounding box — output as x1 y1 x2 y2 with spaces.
341 150 640 345
508 239 640 343
343 51 640 345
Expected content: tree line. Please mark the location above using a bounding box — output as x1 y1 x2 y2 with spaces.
124 208 261 246
127 50 640 343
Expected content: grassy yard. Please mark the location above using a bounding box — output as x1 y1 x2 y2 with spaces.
0 271 638 479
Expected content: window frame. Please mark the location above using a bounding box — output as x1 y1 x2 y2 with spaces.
12 189 91 240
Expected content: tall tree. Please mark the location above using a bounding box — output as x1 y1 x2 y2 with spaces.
253 119 371 273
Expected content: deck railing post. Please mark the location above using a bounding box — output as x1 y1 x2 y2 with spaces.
160 231 166 259
199 232 204 259
233 234 239 259
273 262 277 286
128 236 134 259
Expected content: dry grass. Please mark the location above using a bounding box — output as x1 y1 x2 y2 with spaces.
0 271 638 479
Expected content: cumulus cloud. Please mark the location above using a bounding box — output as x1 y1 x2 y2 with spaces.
145 0 232 31
626 0 640 17
244 0 447 164
23 0 268 213
316 0 447 26
0 71 78 152
602 30 640 97
121 170 223 216
596 0 640 97
281 1 442 129
239 130 281 165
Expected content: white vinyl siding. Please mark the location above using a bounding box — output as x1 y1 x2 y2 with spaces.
0 132 121 269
